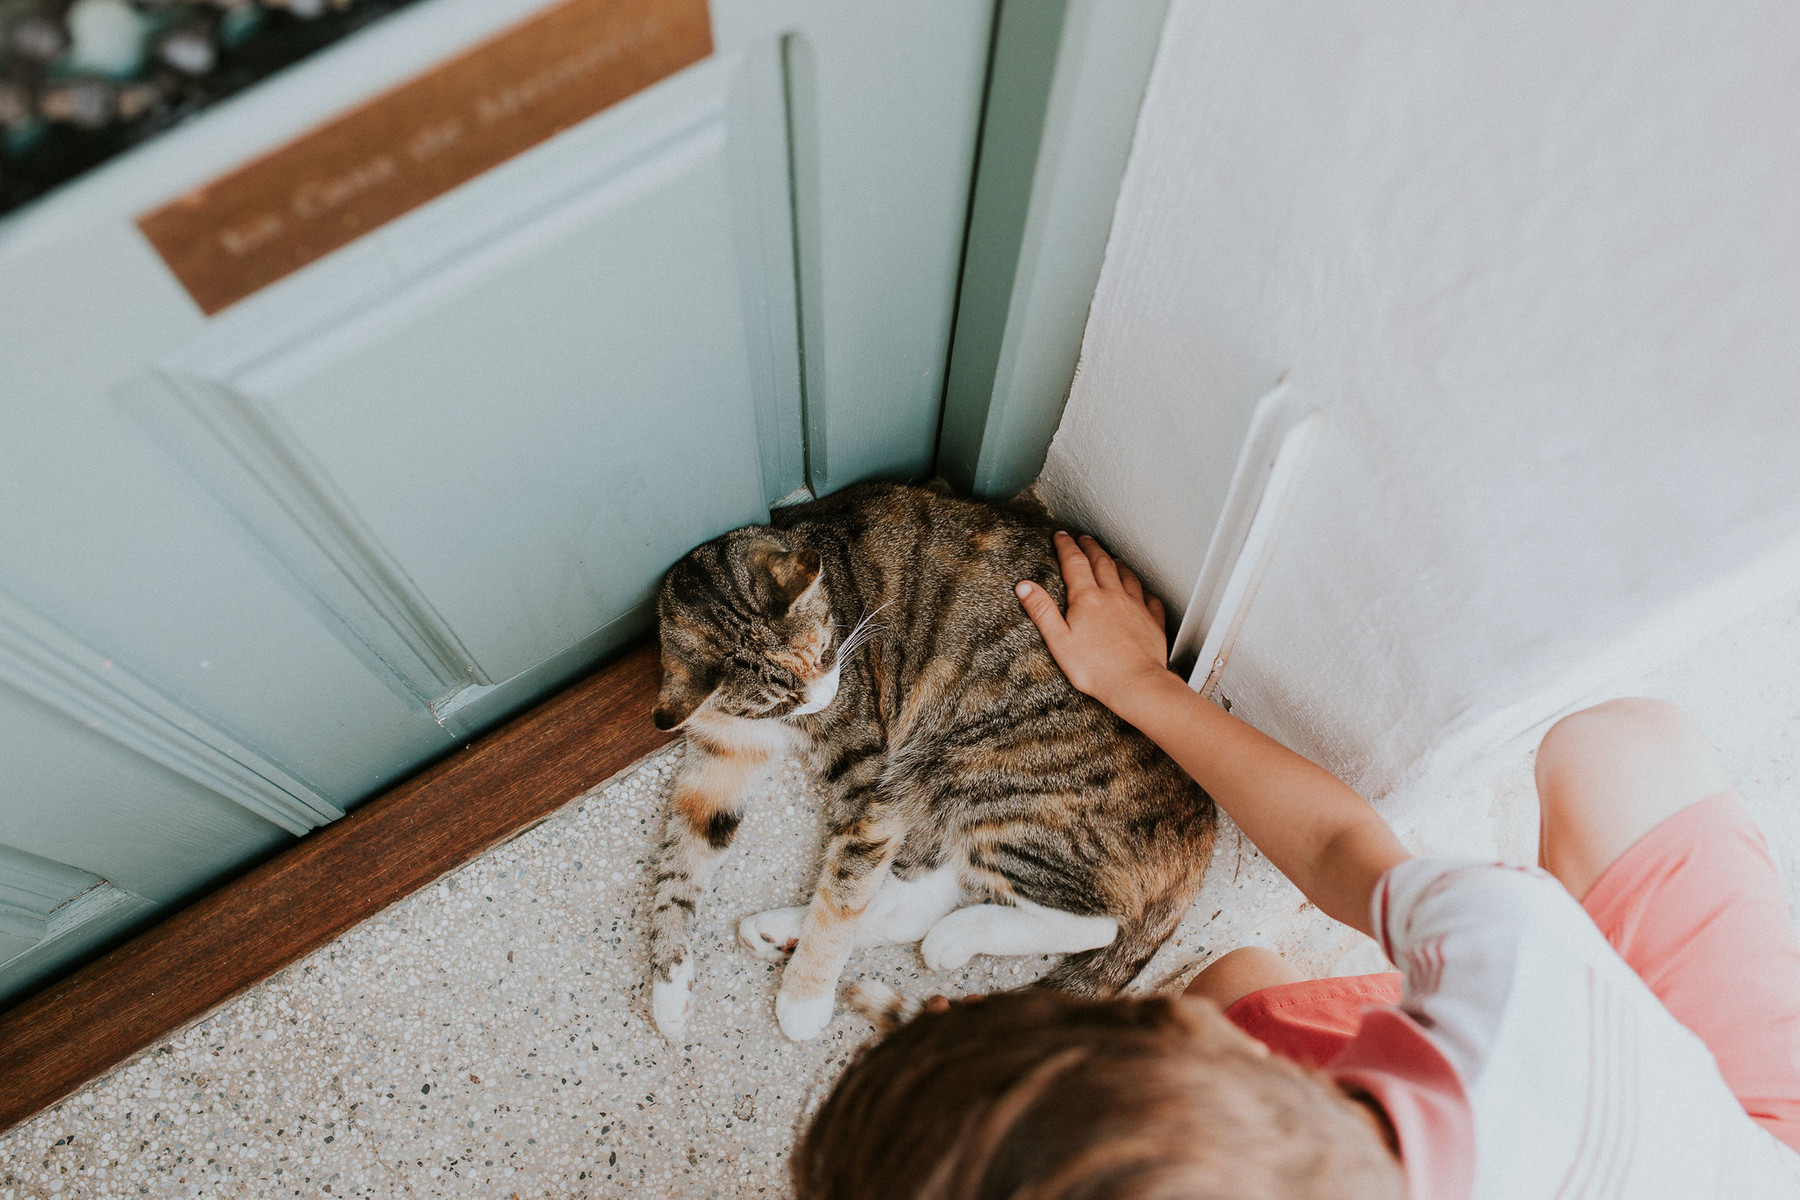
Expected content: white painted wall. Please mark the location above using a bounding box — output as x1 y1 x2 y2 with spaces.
1039 0 1800 806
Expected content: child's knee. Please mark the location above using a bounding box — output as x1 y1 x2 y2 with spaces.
1535 698 1726 808
1186 946 1303 1011
1534 698 1731 898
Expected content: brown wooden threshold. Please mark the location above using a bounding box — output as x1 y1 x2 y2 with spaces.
0 642 670 1135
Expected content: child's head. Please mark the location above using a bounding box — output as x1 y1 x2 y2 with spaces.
792 991 1404 1200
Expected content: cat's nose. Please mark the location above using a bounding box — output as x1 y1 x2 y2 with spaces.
652 707 681 731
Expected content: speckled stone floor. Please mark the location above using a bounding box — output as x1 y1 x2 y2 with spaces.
3 588 1796 1199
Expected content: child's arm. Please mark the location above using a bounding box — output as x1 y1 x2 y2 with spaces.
1017 532 1409 939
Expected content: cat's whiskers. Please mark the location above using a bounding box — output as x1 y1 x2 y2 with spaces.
835 600 893 665
838 622 883 661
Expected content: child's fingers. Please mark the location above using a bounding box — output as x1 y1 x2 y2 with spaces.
1148 594 1166 629
1118 564 1144 601
1016 580 1071 651
1079 535 1123 589
1053 531 1096 593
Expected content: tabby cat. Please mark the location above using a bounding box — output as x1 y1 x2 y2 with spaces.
645 482 1215 1041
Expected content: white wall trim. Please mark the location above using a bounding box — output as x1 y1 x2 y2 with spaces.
1169 381 1319 689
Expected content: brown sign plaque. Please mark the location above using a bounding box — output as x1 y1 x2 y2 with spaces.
139 0 712 315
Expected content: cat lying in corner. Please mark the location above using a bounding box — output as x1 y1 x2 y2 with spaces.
644 482 1216 1041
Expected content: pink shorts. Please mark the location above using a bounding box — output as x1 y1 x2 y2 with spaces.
1225 791 1800 1153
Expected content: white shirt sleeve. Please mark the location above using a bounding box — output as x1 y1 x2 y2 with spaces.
1373 858 1800 1199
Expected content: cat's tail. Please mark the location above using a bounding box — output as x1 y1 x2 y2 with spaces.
1032 891 1188 998
842 979 922 1034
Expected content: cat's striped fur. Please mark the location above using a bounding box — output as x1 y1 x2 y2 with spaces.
645 483 1216 1040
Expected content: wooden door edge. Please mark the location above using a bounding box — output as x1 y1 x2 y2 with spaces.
0 641 671 1135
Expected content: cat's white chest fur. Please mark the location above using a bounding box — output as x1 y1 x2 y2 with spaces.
789 661 842 715
687 709 803 758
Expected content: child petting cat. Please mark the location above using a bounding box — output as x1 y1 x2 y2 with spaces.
792 532 1800 1199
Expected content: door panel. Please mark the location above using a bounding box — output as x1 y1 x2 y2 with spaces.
0 0 994 1000
238 124 767 687
0 591 339 833
778 7 998 494
0 683 288 902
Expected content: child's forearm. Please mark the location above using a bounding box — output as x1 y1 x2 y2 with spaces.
1108 671 1409 939
1013 533 1407 940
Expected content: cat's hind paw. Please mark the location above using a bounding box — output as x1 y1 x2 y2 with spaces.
920 916 978 972
651 955 695 1041
776 983 836 1041
738 907 806 960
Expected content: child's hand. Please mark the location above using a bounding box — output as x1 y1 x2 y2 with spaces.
1016 532 1173 710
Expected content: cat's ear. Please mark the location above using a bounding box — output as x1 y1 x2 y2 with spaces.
652 661 716 731
750 546 821 617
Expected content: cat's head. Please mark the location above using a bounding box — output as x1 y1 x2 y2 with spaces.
651 528 840 731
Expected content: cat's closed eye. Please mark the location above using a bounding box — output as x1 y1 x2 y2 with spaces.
768 648 820 677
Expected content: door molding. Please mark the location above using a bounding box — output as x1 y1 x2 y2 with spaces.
0 843 154 1008
0 590 339 834
0 847 107 955
937 0 1170 499
119 369 489 717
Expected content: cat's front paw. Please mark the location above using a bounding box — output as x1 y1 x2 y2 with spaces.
739 907 806 960
651 955 695 1041
775 980 836 1041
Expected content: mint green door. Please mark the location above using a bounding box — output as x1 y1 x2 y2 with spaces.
0 0 994 1002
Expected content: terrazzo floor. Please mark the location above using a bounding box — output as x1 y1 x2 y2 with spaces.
3 587 1797 1199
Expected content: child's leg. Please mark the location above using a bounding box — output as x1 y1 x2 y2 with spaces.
1533 697 1731 900
1534 696 1800 1151
1185 947 1305 1010
1189 948 1401 1070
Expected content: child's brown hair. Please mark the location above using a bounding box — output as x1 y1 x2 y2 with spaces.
791 990 1404 1200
